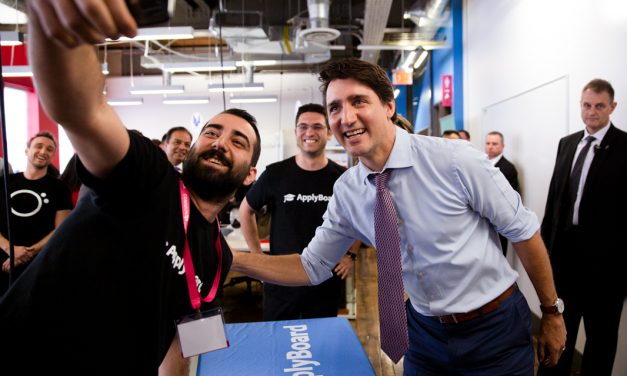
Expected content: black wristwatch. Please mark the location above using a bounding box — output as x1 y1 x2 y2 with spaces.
540 297 565 315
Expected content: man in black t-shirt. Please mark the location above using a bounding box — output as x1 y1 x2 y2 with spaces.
0 4 261 375
240 103 357 321
0 131 72 295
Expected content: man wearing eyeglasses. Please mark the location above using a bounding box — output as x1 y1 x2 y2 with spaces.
239 103 357 321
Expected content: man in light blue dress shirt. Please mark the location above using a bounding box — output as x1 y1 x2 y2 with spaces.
233 58 567 375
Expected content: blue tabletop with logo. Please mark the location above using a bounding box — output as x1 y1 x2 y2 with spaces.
197 317 375 376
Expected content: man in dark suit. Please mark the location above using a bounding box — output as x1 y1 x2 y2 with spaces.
485 131 520 255
539 79 626 376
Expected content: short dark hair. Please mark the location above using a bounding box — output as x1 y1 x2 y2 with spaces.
442 130 460 138
28 131 57 149
319 58 397 122
458 130 470 140
487 131 504 144
202 108 261 167
582 78 615 102
164 127 192 143
295 103 328 128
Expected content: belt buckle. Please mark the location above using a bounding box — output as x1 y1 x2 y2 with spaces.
439 314 458 324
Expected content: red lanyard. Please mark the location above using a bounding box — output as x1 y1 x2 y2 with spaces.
179 179 223 311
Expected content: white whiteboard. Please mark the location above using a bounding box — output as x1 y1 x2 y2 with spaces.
482 76 570 223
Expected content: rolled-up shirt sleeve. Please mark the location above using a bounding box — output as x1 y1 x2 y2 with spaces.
454 143 539 242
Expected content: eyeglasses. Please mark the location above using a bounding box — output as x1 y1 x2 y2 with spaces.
296 124 327 132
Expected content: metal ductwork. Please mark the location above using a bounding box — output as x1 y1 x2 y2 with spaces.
404 0 449 40
299 0 340 43
360 0 394 64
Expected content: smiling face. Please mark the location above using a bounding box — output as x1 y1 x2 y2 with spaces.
164 130 192 166
580 89 616 134
182 113 257 203
26 136 56 170
295 111 331 157
326 78 396 171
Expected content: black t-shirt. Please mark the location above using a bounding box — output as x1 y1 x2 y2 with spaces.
245 157 345 300
245 156 346 255
0 172 73 246
0 173 72 293
0 132 232 374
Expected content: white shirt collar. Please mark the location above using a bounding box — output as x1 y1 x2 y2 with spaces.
583 122 610 144
488 153 503 166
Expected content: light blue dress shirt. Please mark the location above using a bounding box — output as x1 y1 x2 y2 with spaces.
300 126 539 315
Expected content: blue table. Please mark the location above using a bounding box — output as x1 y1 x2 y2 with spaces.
197 317 375 375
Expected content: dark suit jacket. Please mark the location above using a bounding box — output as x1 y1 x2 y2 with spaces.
541 124 627 294
495 156 520 193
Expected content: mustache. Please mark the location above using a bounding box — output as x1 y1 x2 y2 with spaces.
197 149 232 168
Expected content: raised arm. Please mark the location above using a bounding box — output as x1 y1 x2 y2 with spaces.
512 232 567 367
26 0 137 178
238 197 264 254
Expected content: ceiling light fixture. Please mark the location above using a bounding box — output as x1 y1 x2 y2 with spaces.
108 97 144 106
161 61 237 73
229 95 278 104
208 82 264 93
129 85 185 95
0 31 24 46
163 96 210 105
106 26 194 42
2 64 111 77
358 41 447 51
1 65 32 77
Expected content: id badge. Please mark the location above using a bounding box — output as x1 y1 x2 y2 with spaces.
177 307 229 358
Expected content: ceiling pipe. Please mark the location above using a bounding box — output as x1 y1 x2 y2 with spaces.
307 0 331 29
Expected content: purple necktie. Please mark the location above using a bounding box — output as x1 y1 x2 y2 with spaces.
374 170 409 363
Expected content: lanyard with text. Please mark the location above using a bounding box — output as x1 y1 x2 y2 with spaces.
179 179 223 311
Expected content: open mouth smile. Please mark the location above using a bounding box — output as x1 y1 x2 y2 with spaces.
344 129 366 138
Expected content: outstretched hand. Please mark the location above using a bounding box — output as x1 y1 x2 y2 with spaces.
27 0 137 48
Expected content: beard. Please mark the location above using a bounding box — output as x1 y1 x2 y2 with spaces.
181 148 250 203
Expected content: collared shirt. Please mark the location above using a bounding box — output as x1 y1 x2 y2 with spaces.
300 127 539 315
488 153 503 166
571 123 609 224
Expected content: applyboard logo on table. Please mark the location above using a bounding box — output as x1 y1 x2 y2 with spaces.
283 324 322 376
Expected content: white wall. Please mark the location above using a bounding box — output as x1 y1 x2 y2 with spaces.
104 71 323 173
464 0 627 373
3 87 28 172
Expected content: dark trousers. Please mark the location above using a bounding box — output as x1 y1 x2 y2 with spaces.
538 291 623 376
403 288 534 376
538 227 624 376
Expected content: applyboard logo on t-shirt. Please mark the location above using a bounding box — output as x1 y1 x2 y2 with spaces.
165 241 204 291
283 193 331 203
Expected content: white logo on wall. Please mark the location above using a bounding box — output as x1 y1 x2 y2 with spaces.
10 189 49 217
191 112 203 129
283 194 296 202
